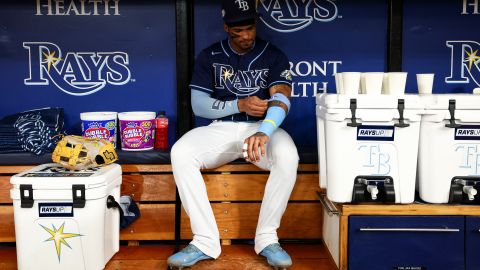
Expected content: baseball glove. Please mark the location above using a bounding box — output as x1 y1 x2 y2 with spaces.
52 135 118 170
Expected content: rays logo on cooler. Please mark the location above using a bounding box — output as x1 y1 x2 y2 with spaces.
213 63 268 96
455 125 480 140
258 0 339 33
40 222 82 262
24 42 131 96
357 126 395 141
39 203 74 217
446 40 480 87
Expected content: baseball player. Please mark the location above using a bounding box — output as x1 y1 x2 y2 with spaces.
168 0 299 269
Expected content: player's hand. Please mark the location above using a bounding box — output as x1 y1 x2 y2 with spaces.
243 132 269 162
237 96 268 117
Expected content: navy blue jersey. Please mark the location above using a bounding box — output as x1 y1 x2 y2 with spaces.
190 37 292 122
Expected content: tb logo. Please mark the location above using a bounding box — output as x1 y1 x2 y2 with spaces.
358 144 391 175
455 144 480 175
235 0 250 11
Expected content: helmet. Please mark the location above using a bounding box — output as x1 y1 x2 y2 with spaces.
52 135 118 170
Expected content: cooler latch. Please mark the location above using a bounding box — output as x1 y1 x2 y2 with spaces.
72 185 86 208
347 99 362 127
20 184 34 208
445 99 461 128
395 99 410 128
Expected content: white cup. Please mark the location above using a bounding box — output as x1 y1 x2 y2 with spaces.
363 72 384 95
416 73 434 95
386 72 408 95
334 73 344 94
382 73 389 94
360 73 366 94
342 72 361 95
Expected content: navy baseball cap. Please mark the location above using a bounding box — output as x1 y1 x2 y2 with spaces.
222 0 258 26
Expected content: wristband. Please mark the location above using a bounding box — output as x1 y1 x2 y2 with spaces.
268 93 291 113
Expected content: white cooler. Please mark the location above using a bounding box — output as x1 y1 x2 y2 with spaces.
10 163 122 270
316 94 423 203
418 94 480 204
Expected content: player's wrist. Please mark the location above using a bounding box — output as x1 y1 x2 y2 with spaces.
258 121 274 138
232 99 240 114
254 131 268 137
237 98 245 113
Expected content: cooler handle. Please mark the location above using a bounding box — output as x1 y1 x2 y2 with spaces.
394 99 410 128
316 192 339 216
20 184 34 208
445 99 461 128
106 195 124 227
347 99 362 127
72 185 86 208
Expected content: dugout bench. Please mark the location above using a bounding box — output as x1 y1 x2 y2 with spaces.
0 150 323 246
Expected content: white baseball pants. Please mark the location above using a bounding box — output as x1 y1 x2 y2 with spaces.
171 121 299 259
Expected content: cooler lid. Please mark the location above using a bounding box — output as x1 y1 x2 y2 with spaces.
316 93 424 110
10 163 122 190
421 94 480 110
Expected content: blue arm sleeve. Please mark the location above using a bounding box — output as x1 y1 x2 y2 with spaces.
257 93 291 138
257 106 286 138
191 90 240 119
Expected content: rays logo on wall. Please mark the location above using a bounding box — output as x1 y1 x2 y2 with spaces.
446 41 480 87
258 0 339 33
24 42 131 96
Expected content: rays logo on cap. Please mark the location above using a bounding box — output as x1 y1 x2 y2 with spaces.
280 70 292 81
23 42 131 96
235 0 250 11
213 63 268 96
258 0 338 33
446 40 480 88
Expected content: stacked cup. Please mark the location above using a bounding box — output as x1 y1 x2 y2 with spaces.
335 71 435 95
361 72 384 95
334 72 363 95
335 71 406 95
383 72 408 95
342 72 362 95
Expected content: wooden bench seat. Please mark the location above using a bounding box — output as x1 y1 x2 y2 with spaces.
0 163 322 244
